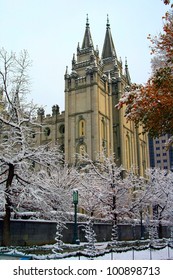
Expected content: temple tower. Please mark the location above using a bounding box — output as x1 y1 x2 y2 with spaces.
65 16 113 164
64 15 149 175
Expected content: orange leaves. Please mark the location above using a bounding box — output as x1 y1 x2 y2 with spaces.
118 74 173 137
163 0 170 4
117 8 173 138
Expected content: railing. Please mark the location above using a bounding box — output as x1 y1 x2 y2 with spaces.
56 242 173 260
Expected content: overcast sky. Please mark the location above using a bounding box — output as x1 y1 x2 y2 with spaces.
0 0 170 114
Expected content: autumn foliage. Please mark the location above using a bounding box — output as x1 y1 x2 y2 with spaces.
163 0 170 4
163 0 171 5
117 9 173 141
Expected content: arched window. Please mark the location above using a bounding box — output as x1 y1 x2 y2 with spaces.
44 127 51 136
79 119 85 137
59 124 65 134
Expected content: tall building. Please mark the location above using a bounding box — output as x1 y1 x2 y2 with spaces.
149 135 173 171
36 16 149 176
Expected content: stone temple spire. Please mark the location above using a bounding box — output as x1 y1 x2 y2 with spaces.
102 15 117 59
81 14 94 49
124 57 131 85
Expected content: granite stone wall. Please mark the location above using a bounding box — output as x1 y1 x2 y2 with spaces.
0 219 171 246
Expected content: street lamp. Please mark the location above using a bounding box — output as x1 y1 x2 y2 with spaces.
72 189 80 244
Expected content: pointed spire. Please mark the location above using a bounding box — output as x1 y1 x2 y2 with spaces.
81 14 94 49
65 66 69 75
124 57 131 85
64 66 70 79
106 14 110 29
86 13 89 27
72 53 76 63
102 15 117 59
77 42 80 51
125 57 128 67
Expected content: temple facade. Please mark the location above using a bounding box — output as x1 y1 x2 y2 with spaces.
37 16 149 176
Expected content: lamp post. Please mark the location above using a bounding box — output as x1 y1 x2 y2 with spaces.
72 189 79 244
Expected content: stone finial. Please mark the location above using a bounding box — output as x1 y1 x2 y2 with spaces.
65 66 69 75
37 107 45 116
124 57 131 85
77 42 80 52
125 56 128 66
52 104 60 115
106 14 110 29
64 66 70 80
86 14 89 27
72 53 76 64
72 53 76 70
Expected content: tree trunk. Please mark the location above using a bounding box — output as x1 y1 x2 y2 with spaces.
2 164 14 246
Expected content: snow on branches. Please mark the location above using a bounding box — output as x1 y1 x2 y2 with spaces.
0 48 69 245
117 9 173 141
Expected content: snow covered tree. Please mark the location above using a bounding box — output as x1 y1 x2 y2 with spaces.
77 165 104 218
77 153 136 243
35 164 81 250
33 164 80 220
124 170 148 215
117 8 173 148
145 168 173 238
52 220 67 255
0 48 64 246
91 154 132 224
84 219 97 258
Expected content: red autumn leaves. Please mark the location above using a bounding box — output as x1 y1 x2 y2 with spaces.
117 8 173 139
